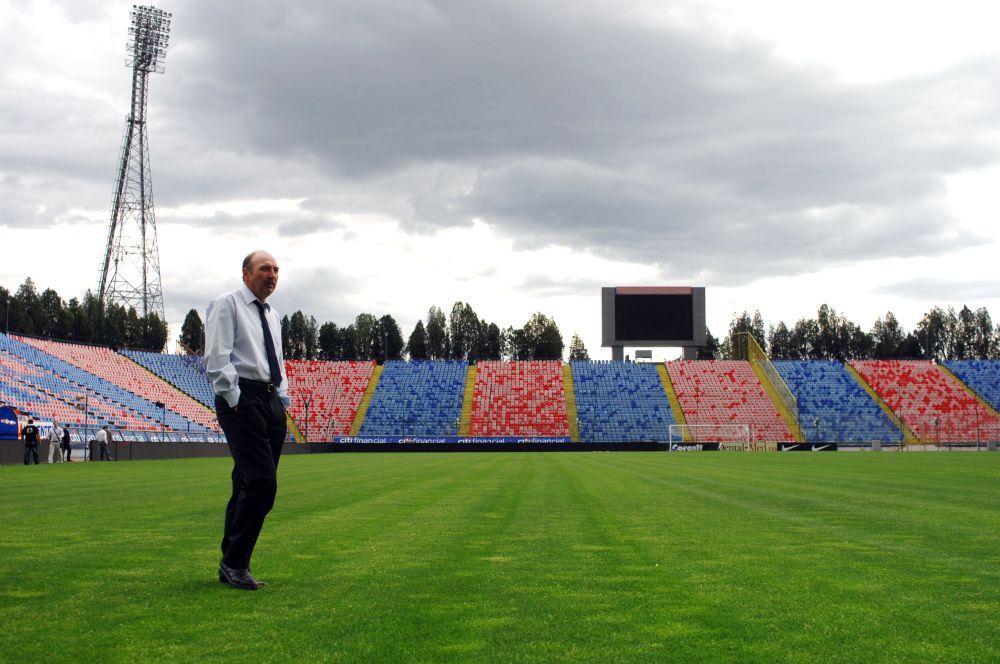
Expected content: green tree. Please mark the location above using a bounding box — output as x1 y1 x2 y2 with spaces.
11 278 39 335
871 312 905 359
141 312 168 351
898 332 923 358
721 310 766 358
915 306 950 359
768 322 794 359
38 288 66 339
104 303 129 348
484 322 502 360
972 308 994 359
65 298 90 342
521 312 563 360
124 306 142 348
373 314 405 363
280 315 291 358
536 321 564 360
568 333 590 360
448 302 468 360
425 305 449 359
502 325 530 360
339 325 359 360
318 322 339 360
789 318 819 359
354 313 378 360
81 291 104 344
406 321 429 360
954 305 977 360
179 309 205 353
848 324 873 360
814 304 864 360
303 315 319 360
287 311 309 360
696 328 720 360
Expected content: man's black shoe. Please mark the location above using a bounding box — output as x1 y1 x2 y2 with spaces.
218 563 268 590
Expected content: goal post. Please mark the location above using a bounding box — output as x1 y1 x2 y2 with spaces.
668 424 750 450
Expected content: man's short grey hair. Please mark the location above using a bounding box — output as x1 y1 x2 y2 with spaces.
242 250 267 271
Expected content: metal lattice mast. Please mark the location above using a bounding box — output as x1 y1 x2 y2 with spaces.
98 5 172 323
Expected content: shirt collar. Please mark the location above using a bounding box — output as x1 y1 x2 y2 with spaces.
239 285 270 310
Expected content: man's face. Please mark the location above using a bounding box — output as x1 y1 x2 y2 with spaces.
243 252 280 302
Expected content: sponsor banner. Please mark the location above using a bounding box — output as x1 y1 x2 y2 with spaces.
669 442 721 451
778 442 839 452
0 406 18 440
333 436 573 444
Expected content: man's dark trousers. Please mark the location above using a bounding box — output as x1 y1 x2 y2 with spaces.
23 443 39 465
216 379 287 570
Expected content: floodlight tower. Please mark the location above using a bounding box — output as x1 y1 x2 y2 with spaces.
98 5 172 327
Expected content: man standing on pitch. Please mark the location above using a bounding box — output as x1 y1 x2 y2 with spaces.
205 251 290 590
22 417 40 465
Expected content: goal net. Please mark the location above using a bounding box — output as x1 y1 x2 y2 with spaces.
668 424 750 450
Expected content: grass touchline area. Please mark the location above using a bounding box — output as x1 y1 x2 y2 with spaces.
1 453 997 662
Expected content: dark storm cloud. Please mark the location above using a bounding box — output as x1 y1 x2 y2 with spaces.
151 0 1000 281
278 216 340 238
154 209 269 229
6 1 1000 285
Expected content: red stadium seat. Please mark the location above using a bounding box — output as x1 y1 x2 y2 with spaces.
666 360 794 443
469 361 569 437
851 360 999 443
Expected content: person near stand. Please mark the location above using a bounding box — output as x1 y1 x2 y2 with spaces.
22 418 40 465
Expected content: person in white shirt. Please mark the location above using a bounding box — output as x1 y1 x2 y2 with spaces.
48 423 63 463
96 425 113 461
205 250 289 591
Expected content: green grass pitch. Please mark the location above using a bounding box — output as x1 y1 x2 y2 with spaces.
1 452 997 662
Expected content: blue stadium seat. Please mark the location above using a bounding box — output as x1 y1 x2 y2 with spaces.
942 360 1000 411
120 349 215 409
572 361 676 442
774 360 902 444
0 333 211 433
360 360 467 436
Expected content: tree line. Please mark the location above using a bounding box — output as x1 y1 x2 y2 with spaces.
1 278 168 351
705 304 1000 361
13 274 993 363
180 301 588 363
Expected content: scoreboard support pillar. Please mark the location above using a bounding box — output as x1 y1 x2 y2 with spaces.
612 346 624 361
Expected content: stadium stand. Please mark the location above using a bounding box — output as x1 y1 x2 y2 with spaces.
851 360 1000 443
120 349 216 409
942 360 1000 412
360 360 467 436
571 360 677 442
17 336 219 432
0 333 207 432
285 360 375 439
666 360 794 443
0 349 116 426
774 360 902 444
6 321 1000 447
470 361 570 437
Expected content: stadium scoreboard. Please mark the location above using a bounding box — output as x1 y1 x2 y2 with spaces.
601 287 706 360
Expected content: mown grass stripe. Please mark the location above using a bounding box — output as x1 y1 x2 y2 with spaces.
0 453 996 662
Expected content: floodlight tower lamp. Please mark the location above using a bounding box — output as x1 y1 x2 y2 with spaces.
99 4 172 344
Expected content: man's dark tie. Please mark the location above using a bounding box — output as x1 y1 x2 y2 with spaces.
253 300 283 387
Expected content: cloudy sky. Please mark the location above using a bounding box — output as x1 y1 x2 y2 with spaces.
2 0 998 358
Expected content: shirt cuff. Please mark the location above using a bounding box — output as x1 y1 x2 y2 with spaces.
220 387 241 409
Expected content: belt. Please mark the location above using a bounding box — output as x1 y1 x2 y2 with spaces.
239 377 277 393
